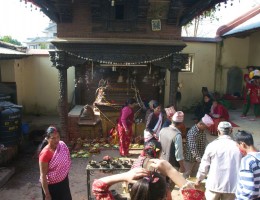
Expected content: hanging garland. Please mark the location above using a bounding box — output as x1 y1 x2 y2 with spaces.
65 51 174 65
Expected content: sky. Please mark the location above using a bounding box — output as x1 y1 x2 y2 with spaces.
0 0 50 42
0 0 259 42
190 0 260 37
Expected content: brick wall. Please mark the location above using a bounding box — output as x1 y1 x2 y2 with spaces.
68 116 80 141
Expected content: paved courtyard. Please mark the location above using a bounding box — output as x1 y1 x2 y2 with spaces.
0 108 259 200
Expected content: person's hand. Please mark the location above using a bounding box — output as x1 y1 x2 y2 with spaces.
45 193 52 200
125 129 129 135
125 168 149 184
179 165 185 173
180 181 195 190
153 133 158 140
196 157 201 163
149 159 172 176
195 179 201 187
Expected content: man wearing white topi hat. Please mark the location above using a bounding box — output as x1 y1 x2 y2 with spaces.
159 111 185 172
159 111 186 189
196 121 242 200
183 114 214 178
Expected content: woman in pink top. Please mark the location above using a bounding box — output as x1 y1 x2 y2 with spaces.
117 98 136 157
38 126 71 200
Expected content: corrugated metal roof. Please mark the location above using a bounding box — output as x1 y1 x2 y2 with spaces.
0 47 26 55
223 14 260 36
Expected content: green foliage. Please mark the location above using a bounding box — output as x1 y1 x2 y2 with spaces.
0 35 22 46
183 7 219 37
39 43 47 49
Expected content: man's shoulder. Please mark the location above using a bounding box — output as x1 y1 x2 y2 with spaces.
187 125 198 133
161 127 180 135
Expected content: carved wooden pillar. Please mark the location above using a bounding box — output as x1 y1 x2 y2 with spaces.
49 51 69 142
168 53 189 108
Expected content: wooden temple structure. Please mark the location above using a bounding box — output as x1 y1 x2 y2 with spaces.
24 0 227 141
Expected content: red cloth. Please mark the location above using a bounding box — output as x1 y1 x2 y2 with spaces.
117 106 134 156
92 179 114 200
181 189 205 200
212 104 229 121
209 118 224 135
249 84 260 104
117 123 132 156
210 104 229 135
244 74 251 88
39 147 54 163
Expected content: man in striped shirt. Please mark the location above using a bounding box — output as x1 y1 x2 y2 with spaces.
234 130 260 200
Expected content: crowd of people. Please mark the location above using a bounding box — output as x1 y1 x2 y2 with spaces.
37 86 260 200
89 97 259 200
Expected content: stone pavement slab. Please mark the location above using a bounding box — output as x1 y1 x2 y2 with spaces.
0 167 15 188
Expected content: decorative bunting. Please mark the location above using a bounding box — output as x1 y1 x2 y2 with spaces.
65 51 174 65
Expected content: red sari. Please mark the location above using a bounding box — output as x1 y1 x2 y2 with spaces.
210 104 229 135
117 106 134 156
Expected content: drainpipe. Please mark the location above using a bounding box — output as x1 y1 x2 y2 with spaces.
214 39 224 93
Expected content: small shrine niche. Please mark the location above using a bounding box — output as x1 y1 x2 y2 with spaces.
74 62 166 108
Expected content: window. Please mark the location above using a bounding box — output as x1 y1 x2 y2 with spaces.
181 54 194 72
115 4 124 20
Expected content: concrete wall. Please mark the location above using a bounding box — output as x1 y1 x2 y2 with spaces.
217 37 250 94
248 32 260 65
164 41 217 109
0 60 15 82
0 53 75 115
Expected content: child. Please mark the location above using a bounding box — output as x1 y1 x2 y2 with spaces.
234 130 260 200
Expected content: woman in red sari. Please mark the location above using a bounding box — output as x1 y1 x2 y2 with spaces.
209 100 229 135
117 98 136 157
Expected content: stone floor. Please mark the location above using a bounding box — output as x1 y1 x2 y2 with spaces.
0 108 259 200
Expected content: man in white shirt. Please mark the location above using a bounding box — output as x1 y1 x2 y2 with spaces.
196 121 242 200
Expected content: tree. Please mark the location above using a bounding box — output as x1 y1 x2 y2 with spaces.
182 8 219 37
0 36 22 46
39 42 47 49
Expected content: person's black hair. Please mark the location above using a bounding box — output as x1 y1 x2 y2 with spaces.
204 94 211 99
234 130 254 146
143 141 161 158
38 126 58 154
130 172 166 200
152 101 159 109
125 98 137 106
212 98 221 104
246 66 256 70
